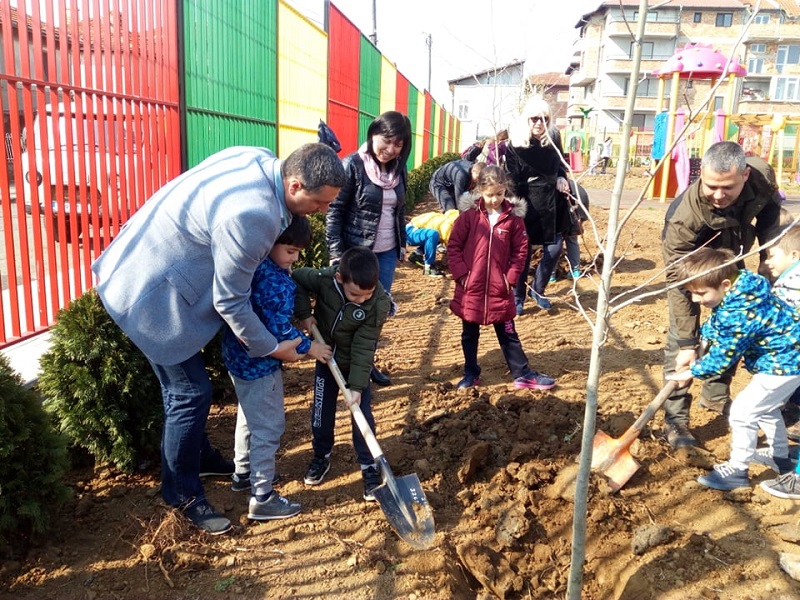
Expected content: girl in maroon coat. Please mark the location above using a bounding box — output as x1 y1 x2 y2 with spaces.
447 166 557 391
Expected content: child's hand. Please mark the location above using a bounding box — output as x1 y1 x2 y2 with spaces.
308 341 332 363
299 316 317 333
344 389 362 408
666 368 694 388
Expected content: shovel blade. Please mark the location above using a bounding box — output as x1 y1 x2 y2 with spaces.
373 473 435 549
592 430 641 492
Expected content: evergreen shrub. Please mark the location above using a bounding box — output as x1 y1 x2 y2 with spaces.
0 354 70 555
38 289 163 473
405 152 460 211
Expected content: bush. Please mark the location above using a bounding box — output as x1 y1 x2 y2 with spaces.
0 354 70 555
298 212 329 268
405 152 460 211
38 289 164 473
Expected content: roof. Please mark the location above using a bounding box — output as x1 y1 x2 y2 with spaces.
741 0 800 17
447 59 526 85
527 72 570 87
576 0 747 28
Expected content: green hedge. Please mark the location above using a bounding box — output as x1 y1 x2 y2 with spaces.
0 354 70 555
405 152 460 211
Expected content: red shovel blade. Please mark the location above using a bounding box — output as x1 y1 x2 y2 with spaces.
591 430 641 492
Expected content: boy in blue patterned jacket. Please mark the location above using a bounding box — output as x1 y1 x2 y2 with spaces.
222 217 332 521
669 247 800 491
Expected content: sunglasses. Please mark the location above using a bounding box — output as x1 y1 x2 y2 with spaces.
530 116 549 124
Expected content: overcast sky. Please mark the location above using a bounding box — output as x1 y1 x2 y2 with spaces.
286 0 601 106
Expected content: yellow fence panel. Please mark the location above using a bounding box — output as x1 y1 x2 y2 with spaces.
414 89 426 167
379 56 397 115
278 2 328 156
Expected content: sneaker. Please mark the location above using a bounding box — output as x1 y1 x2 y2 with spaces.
513 370 556 390
199 449 234 477
515 300 524 317
456 374 480 389
183 500 232 535
248 492 301 520
548 274 557 284
304 455 331 485
362 465 382 502
760 472 800 499
697 462 750 491
528 289 552 310
663 422 697 449
571 268 582 280
408 252 424 267
750 448 796 474
424 266 444 277
231 471 281 492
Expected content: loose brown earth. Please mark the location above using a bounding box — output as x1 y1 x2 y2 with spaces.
5 182 800 600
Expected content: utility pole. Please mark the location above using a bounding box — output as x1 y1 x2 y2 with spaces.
369 0 377 45
425 33 432 91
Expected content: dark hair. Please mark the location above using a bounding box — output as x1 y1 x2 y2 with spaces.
476 165 509 191
275 216 312 248
282 143 347 192
366 111 412 170
338 247 379 290
677 247 738 289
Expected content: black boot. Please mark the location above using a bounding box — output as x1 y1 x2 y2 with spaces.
370 365 391 386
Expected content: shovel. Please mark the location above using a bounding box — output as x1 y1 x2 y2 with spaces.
310 325 435 549
591 381 678 492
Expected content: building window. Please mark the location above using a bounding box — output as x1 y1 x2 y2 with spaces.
624 77 658 97
754 13 770 25
716 13 733 27
748 58 764 73
777 45 800 73
630 41 655 59
693 12 702 23
774 76 800 101
457 102 469 120
750 43 766 54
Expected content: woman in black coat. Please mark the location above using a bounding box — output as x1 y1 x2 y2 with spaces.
505 97 572 314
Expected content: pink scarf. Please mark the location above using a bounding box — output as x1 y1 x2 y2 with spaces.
359 143 401 190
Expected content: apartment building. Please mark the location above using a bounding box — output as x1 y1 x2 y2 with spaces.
566 0 800 136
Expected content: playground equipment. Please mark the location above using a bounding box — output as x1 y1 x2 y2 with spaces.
649 43 747 201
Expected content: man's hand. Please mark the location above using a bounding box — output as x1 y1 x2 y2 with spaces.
308 341 332 363
667 368 694 388
675 347 697 370
269 337 303 362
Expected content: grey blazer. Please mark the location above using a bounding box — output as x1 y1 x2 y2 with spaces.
92 147 291 366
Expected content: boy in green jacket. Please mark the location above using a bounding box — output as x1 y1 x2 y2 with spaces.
293 247 391 501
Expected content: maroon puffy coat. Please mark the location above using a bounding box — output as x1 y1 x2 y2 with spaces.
448 196 528 325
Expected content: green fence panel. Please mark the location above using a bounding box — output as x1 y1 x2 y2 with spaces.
406 84 418 170
357 35 381 142
182 0 278 167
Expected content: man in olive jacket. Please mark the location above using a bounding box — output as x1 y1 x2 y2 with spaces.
661 141 784 448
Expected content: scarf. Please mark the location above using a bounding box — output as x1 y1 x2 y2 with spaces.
359 143 401 190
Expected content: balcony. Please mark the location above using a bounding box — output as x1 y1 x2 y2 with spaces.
744 23 800 42
570 69 596 87
605 17 679 39
604 55 673 74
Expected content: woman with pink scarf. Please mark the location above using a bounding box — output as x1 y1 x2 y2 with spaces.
326 111 412 386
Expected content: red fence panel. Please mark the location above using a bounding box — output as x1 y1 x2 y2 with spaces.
0 1 180 347
326 5 360 155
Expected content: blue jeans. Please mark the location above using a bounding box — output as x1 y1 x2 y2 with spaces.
148 353 215 507
375 249 398 294
405 225 440 266
515 235 564 304
565 235 581 271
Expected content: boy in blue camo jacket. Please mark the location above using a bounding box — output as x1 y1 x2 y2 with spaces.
669 247 800 491
222 217 332 521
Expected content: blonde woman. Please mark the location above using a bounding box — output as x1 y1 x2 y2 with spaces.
505 97 571 314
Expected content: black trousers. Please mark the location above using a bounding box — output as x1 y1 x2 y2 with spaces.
461 319 529 380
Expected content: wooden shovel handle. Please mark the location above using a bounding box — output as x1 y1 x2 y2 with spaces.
618 381 679 448
310 324 385 461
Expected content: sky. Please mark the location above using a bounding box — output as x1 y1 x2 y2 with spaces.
286 0 601 107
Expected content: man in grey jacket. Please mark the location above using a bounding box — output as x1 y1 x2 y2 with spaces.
92 143 346 534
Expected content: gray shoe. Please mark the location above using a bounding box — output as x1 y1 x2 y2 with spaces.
248 493 301 520
183 500 232 535
664 422 697 449
750 448 796 474
761 472 800 499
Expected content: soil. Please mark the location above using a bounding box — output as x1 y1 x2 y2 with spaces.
4 188 800 600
